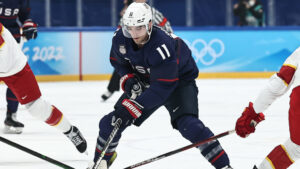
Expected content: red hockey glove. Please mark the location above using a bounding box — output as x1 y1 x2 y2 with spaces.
120 74 143 98
114 99 143 127
235 102 265 138
22 20 38 40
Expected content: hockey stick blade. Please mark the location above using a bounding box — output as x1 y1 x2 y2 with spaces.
93 118 122 169
0 136 74 169
124 129 235 169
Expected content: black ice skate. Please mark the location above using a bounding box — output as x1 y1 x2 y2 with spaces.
4 113 24 134
64 126 87 153
101 90 113 101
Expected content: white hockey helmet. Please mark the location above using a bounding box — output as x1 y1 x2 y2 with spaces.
122 2 153 39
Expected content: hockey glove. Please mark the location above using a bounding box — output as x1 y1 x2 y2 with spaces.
22 20 38 40
235 102 265 138
120 74 143 99
114 99 143 127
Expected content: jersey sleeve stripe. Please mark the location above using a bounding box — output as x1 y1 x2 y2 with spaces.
0 15 18 19
277 65 296 86
157 78 179 82
283 64 297 69
110 57 117 61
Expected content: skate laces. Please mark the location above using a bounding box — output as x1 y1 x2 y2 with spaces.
66 127 84 146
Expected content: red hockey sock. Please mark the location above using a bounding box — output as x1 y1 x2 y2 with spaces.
45 106 63 126
266 145 294 169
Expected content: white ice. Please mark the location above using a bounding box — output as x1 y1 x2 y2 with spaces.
0 79 299 169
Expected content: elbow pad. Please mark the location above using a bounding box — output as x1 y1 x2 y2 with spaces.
253 74 288 113
267 74 288 96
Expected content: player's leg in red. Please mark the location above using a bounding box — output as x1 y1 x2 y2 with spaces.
257 86 300 169
3 63 87 153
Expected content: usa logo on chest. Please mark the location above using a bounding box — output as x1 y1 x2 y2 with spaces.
0 8 19 16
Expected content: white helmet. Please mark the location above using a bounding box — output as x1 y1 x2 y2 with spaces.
122 2 153 39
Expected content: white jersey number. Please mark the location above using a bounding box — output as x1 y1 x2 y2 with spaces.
156 44 170 60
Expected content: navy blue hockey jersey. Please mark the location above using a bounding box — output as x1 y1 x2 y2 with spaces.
0 0 31 39
110 26 199 111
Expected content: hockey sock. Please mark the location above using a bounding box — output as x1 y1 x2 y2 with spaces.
94 113 124 163
46 106 71 132
45 106 63 126
176 115 230 169
260 145 294 169
6 88 19 115
25 98 71 132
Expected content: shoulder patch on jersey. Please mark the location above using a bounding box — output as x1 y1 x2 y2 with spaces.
119 45 126 55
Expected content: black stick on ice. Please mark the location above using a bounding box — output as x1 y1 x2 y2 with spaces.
124 129 235 169
0 136 74 169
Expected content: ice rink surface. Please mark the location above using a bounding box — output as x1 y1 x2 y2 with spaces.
0 79 299 169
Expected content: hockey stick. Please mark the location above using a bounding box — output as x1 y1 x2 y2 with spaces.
124 129 235 169
0 136 74 169
93 118 122 169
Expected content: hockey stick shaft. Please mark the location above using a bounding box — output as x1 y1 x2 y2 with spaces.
124 129 235 169
93 118 122 169
0 136 74 169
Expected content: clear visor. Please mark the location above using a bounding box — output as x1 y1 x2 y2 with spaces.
122 25 148 38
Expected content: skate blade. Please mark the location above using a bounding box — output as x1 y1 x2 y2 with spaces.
3 126 23 134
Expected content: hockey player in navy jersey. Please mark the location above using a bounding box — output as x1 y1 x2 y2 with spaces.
0 0 38 134
90 2 233 169
101 0 173 101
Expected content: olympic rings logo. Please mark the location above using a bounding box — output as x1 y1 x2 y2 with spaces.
184 39 225 65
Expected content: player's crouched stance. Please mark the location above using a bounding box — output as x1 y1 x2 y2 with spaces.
0 23 87 154
89 2 233 169
235 47 300 169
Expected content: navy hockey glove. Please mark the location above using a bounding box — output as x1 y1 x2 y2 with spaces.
114 99 143 127
120 74 143 99
22 20 38 40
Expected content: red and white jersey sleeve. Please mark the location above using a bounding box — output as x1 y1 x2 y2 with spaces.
253 47 300 113
0 23 27 77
